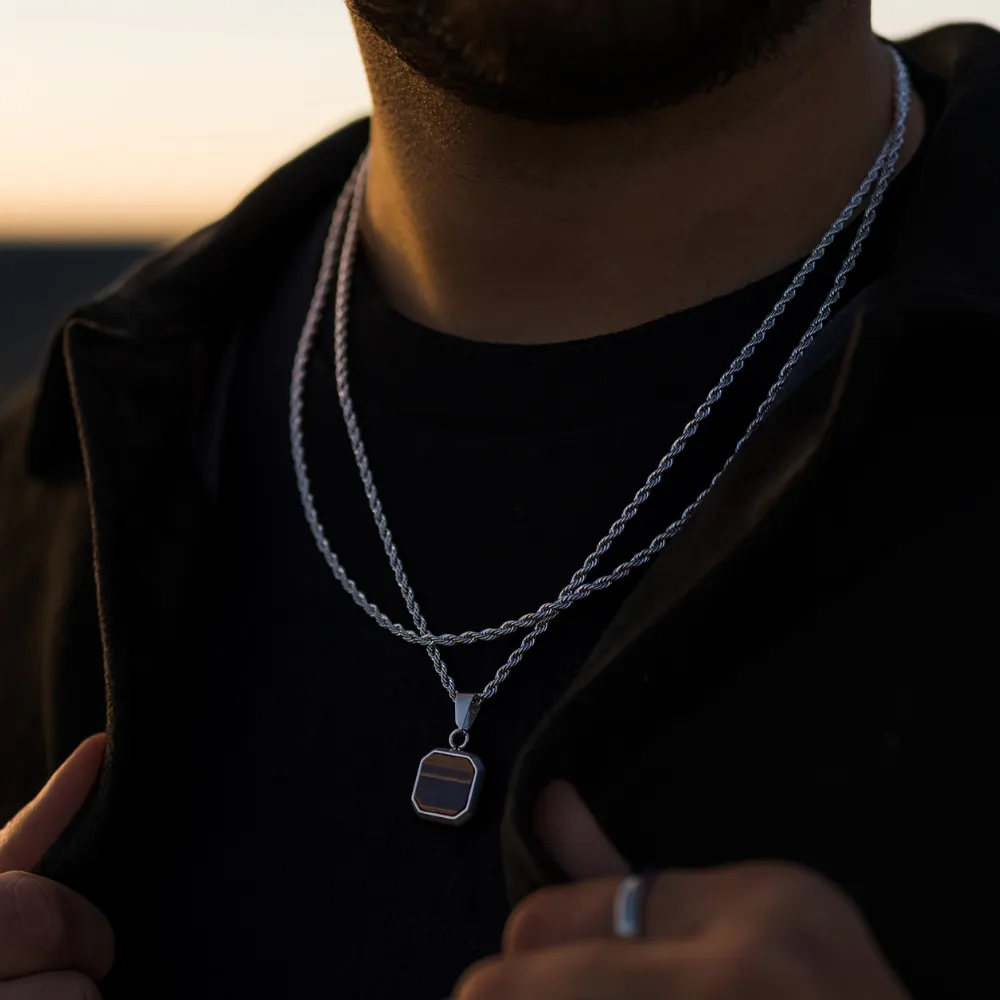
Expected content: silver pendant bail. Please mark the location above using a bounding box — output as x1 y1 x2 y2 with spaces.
454 693 480 733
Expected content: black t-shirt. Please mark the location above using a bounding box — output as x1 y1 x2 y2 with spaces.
157 64 944 999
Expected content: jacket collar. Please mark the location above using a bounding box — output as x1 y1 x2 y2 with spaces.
891 24 1000 307
27 118 371 476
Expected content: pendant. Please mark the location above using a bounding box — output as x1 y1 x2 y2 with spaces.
411 694 484 826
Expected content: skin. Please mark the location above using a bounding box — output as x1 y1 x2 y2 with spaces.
447 781 911 998
346 0 837 120
0 735 113 998
349 0 926 343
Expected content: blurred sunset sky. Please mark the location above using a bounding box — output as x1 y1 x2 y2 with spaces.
2 0 997 242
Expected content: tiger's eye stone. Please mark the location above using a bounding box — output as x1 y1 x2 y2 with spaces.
411 749 484 825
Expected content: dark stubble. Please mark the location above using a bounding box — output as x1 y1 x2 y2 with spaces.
348 0 830 122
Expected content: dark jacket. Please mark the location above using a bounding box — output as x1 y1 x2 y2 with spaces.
1 24 998 998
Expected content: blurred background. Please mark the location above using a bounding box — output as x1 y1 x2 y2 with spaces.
2 0 998 400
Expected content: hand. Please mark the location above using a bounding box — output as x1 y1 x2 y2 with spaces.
452 780 910 999
0 735 115 998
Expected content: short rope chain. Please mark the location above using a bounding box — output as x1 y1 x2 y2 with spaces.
291 48 911 708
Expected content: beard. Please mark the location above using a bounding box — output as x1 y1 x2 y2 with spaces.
348 0 831 122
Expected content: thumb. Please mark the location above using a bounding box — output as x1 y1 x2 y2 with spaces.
0 733 107 874
534 779 631 881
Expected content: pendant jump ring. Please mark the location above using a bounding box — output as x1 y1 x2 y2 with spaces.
448 728 470 750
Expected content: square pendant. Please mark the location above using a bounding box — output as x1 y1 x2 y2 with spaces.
411 749 484 825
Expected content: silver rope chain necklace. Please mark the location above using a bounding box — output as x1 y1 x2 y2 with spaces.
291 48 911 824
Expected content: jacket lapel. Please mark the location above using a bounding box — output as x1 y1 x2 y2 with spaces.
500 23 1000 897
560 21 1000 705
26 124 376 920
499 296 884 900
33 317 217 992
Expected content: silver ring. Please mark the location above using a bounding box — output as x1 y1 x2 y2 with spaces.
612 873 653 939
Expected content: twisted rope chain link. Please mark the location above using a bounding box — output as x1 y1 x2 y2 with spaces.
291 49 911 708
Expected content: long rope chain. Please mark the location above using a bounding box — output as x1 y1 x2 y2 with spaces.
291 48 911 714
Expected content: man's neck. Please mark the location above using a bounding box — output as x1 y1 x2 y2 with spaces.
353 5 925 345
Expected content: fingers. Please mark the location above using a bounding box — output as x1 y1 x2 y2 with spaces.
505 869 721 953
0 735 107 875
492 864 898 999
0 737 115 988
504 878 620 952
533 781 630 881
0 972 101 999
0 872 115 982
455 940 699 1000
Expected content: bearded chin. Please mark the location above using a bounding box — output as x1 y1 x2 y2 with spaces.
349 0 829 122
